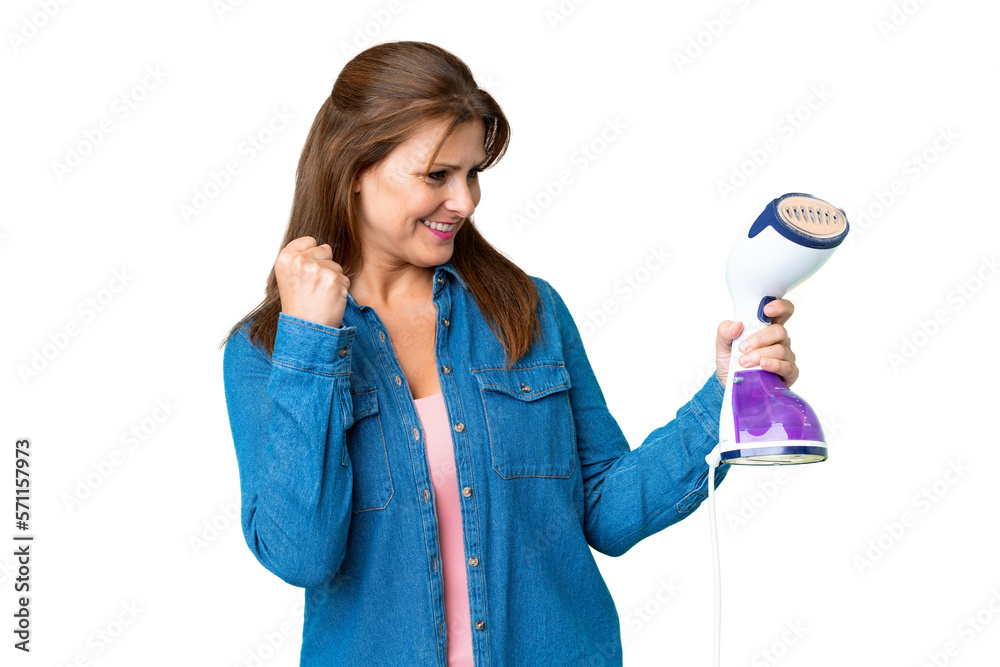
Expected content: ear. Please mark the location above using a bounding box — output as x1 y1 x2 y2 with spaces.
352 167 365 194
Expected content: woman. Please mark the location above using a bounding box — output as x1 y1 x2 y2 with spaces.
220 41 798 666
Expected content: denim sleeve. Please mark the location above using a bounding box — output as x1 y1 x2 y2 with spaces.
543 280 731 557
222 312 358 587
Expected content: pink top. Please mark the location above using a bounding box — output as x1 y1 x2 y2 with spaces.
413 391 474 666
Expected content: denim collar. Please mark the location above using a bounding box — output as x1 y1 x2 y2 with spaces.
436 258 470 292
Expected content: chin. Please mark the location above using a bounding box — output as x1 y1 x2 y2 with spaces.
432 247 455 262
423 247 454 266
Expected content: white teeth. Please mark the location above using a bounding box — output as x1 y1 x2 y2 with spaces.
422 219 456 232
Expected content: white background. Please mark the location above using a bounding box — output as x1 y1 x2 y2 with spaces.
2 0 998 665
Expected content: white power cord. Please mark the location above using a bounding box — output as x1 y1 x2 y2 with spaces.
704 445 723 667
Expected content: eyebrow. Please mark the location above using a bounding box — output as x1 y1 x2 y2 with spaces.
432 159 488 170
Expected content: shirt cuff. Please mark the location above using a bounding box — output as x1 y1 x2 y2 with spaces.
690 372 726 442
272 312 356 376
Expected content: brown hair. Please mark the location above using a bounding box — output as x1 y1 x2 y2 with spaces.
218 41 540 368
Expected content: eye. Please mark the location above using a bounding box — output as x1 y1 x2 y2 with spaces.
428 168 482 183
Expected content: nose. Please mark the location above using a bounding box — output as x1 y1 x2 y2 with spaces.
445 178 477 219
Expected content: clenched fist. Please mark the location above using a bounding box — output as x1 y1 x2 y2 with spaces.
274 236 351 329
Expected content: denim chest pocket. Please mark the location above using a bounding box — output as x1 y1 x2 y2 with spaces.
344 387 394 513
470 361 577 479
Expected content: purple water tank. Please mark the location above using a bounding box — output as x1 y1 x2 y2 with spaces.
726 369 827 464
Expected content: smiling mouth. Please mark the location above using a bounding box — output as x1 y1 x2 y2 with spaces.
420 219 459 232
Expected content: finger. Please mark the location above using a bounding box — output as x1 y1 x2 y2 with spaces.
759 357 799 386
314 260 348 283
303 243 334 260
717 320 743 347
764 298 794 326
283 235 319 253
738 322 787 352
737 343 795 368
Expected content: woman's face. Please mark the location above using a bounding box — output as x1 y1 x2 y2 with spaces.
353 117 487 271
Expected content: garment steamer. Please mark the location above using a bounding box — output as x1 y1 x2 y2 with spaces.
703 193 849 665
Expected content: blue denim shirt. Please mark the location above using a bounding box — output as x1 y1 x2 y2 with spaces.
222 259 730 666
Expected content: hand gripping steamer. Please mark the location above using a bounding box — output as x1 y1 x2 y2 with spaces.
703 193 849 666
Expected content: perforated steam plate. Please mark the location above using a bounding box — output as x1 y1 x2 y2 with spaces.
777 196 847 238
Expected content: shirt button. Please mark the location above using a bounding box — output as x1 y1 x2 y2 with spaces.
413 427 419 440
521 383 530 393
454 423 465 433
338 347 347 357
395 375 402 385
475 620 485 631
468 557 479 567
442 365 451 374
462 487 472 497
379 331 385 342
437 276 445 285
441 317 450 327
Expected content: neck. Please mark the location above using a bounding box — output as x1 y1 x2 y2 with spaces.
349 258 434 309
